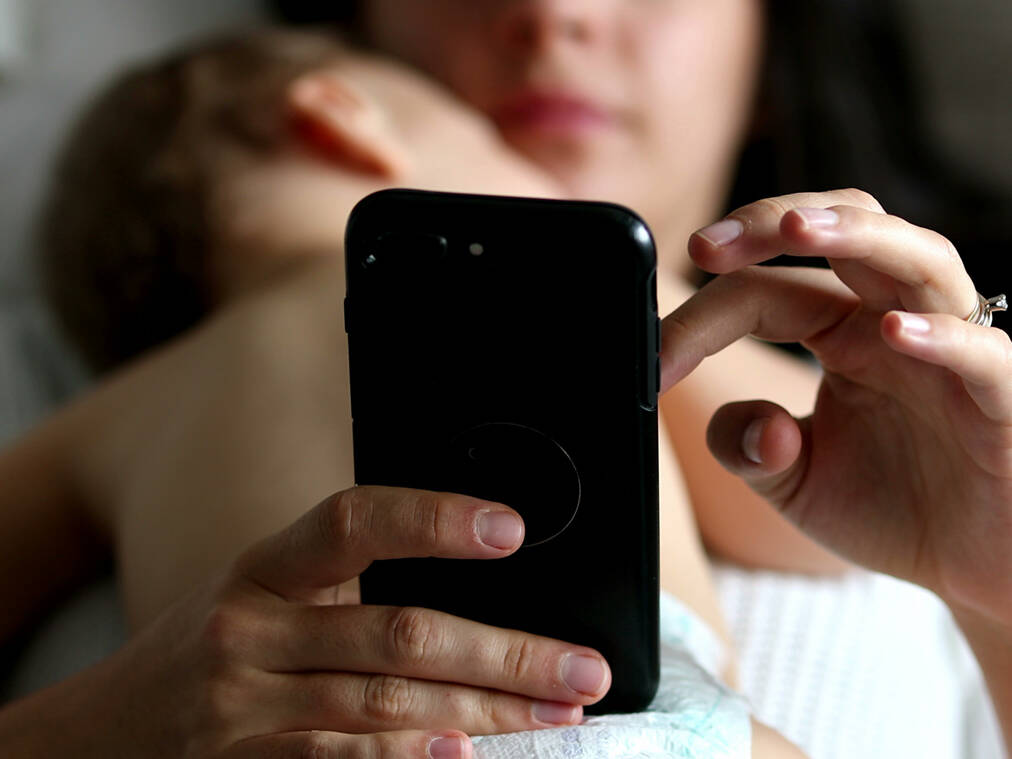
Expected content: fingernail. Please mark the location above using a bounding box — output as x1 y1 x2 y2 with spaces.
795 207 840 228
428 735 468 759
562 654 607 695
896 311 931 335
532 700 581 725
697 218 743 247
477 511 523 549
743 418 767 465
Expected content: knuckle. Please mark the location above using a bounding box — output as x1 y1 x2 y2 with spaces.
441 686 503 733
363 674 415 724
297 732 336 759
206 679 240 722
318 488 371 549
839 187 883 212
719 267 765 304
501 636 538 683
356 732 413 759
936 234 961 267
192 670 249 737
387 606 440 668
742 196 791 224
662 311 694 347
475 687 506 729
406 490 445 550
199 605 251 662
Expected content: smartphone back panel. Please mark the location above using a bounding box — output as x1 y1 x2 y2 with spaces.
345 189 660 713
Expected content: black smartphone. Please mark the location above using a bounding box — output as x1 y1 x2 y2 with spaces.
344 189 660 714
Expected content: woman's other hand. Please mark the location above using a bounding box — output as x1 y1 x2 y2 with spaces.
0 487 609 758
661 188 1012 628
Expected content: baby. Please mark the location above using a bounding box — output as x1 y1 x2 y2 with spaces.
32 27 803 757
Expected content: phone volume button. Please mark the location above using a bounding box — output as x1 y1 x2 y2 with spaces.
343 297 352 334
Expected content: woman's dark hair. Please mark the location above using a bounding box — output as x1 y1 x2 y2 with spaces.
731 0 1008 304
268 0 360 26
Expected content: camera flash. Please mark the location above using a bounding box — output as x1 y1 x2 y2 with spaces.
469 243 484 256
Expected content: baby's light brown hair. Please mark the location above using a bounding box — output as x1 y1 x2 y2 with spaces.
38 28 349 373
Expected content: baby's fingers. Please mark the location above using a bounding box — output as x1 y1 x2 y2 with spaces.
882 312 1012 427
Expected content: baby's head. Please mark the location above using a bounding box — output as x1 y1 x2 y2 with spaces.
39 27 558 373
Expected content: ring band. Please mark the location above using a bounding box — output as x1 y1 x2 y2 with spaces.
965 292 1008 328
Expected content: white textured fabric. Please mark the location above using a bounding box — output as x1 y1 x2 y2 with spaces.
714 564 1005 759
472 592 751 759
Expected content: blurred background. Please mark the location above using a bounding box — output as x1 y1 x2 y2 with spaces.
2 0 1011 444
0 3 1008 754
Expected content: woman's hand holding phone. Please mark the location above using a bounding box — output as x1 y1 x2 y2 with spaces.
0 487 609 759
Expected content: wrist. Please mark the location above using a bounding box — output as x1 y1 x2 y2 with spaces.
946 600 1012 752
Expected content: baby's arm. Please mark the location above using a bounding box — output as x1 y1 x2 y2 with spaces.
68 259 358 629
0 409 108 646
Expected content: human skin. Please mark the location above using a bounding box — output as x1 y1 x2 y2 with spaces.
0 254 799 756
0 44 756 748
349 4 1012 743
7 5 1008 753
664 189 1012 750
110 47 726 640
360 0 762 260
0 39 809 753
357 0 847 574
0 483 599 757
9 188 1006 756
0 365 802 758
212 0 840 588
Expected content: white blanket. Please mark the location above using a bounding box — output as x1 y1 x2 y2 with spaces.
473 593 750 758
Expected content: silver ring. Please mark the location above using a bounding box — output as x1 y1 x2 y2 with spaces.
965 292 1008 328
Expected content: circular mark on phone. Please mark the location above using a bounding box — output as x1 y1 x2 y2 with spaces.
448 423 580 547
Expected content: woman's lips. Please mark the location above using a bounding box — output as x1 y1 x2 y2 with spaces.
491 92 616 135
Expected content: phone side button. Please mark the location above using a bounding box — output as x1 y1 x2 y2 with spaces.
343 297 352 334
640 357 659 411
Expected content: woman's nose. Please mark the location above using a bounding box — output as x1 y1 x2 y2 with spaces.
490 0 609 52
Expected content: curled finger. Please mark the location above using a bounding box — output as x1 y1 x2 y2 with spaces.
776 205 977 315
705 400 804 477
704 401 815 528
882 311 1012 425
